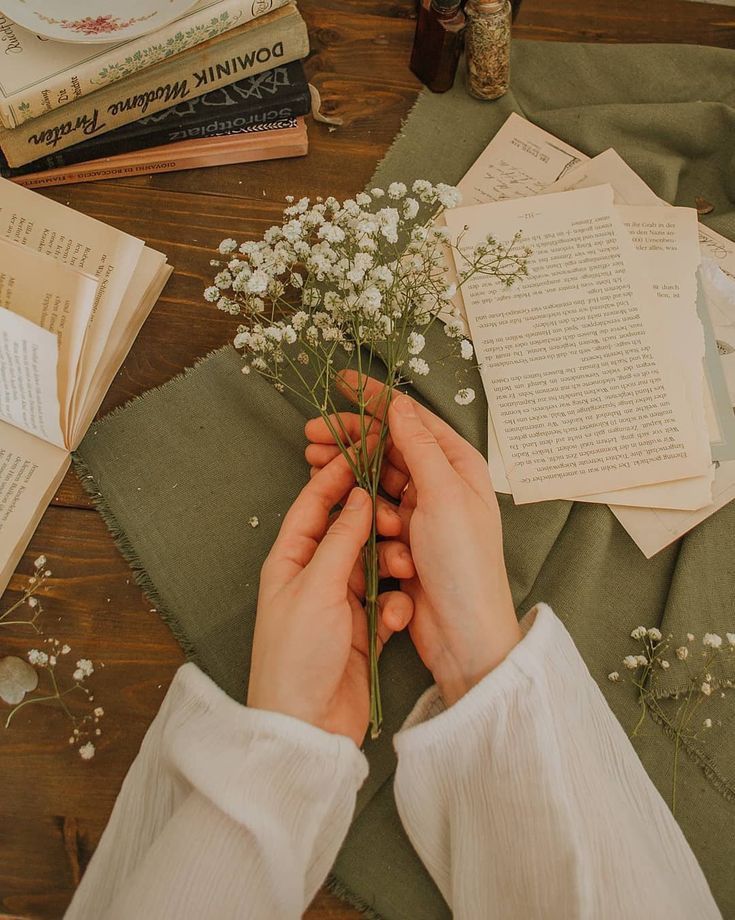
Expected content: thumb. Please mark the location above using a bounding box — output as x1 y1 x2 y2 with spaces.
308 487 372 585
388 394 454 495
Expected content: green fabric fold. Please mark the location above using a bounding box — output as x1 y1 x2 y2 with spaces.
75 41 735 919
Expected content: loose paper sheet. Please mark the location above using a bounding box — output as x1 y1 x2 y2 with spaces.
444 185 711 503
546 149 735 463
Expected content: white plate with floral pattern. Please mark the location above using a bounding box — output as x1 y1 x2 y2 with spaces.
1 0 200 43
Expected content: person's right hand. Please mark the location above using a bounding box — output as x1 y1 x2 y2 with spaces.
305 372 522 707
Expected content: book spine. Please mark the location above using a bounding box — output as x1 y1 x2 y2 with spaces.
0 7 309 168
0 0 291 129
11 132 308 189
2 68 311 177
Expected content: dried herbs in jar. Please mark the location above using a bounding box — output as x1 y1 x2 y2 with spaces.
465 0 511 100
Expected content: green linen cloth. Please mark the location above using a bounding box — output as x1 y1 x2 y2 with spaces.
75 41 735 919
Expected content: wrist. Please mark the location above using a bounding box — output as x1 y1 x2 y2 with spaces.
433 615 522 707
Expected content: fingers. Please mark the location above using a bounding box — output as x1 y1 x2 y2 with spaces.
308 487 373 584
377 590 413 641
387 394 457 496
313 371 491 496
378 539 415 580
268 453 358 579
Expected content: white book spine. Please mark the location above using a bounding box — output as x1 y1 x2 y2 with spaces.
0 0 288 129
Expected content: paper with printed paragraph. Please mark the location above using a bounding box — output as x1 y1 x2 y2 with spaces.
449 115 735 554
445 185 712 504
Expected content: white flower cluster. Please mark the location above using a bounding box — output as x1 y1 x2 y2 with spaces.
204 181 526 408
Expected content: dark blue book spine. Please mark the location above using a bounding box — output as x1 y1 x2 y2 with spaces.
2 61 310 178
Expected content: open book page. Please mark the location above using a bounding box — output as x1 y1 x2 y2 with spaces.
0 239 97 443
0 178 145 431
0 309 64 448
445 185 711 503
547 149 735 461
72 250 171 446
0 421 70 594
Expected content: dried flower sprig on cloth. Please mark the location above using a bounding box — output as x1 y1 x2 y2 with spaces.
610 627 735 813
205 181 530 737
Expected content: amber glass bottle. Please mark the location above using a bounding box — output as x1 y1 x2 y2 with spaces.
409 0 466 94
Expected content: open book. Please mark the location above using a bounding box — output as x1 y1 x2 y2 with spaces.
0 179 171 593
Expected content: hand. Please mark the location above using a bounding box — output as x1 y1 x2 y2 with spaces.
305 372 521 707
248 450 413 746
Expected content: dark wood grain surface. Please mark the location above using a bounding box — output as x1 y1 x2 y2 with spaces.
1 1 733 916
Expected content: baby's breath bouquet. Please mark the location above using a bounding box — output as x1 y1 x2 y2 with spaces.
205 180 529 737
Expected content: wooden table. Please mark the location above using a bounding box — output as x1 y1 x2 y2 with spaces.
0 0 733 916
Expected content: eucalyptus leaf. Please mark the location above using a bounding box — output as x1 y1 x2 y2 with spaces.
0 656 39 706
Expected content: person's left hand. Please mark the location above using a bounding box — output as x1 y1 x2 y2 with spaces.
248 451 415 747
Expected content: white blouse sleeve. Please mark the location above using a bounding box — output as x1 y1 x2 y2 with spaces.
393 603 721 920
65 663 368 920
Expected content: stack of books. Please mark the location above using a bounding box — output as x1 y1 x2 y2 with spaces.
0 0 311 188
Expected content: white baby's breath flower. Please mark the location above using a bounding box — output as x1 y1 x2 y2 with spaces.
27 596 38 608
248 516 259 528
75 659 94 679
701 681 712 696
659 659 670 670
407 332 426 355
403 197 419 220
34 555 47 569
356 192 372 207
675 646 688 660
408 357 429 376
204 286 220 302
79 742 95 761
27 649 48 667
687 633 695 642
607 671 620 682
454 388 476 406
444 316 466 338
636 655 648 667
726 632 735 647
370 187 385 198
647 627 663 642
623 655 639 670
247 270 269 294
387 182 407 199
703 718 713 729
218 238 237 254
94 707 104 717
436 183 461 209
703 633 722 649
460 339 474 361
631 626 647 640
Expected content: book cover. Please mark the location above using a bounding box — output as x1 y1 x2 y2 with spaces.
1 62 311 179
0 0 291 129
0 5 309 168
9 118 308 188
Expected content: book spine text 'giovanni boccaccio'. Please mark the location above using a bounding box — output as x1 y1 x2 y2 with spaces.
0 5 309 167
0 0 291 129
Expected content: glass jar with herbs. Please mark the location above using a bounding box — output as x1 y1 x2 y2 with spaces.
464 0 511 100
